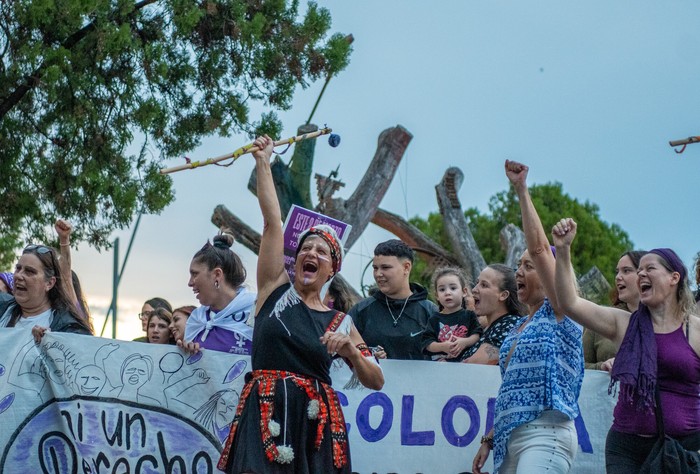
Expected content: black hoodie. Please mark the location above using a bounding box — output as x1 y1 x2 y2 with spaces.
348 283 437 360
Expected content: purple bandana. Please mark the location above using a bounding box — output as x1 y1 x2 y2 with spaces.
650 248 687 282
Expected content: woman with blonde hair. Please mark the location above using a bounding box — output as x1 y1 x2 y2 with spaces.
553 218 700 473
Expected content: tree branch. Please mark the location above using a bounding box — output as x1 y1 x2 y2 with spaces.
499 223 526 270
324 126 412 248
212 204 261 254
371 207 460 269
435 167 486 283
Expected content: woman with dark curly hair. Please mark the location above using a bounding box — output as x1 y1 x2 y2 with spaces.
180 229 256 355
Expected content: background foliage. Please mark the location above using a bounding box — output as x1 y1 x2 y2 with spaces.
409 183 634 296
0 0 351 268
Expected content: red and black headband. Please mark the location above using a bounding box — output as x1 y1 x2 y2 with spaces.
296 226 343 274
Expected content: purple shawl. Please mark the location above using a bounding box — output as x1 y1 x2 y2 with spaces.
609 248 687 412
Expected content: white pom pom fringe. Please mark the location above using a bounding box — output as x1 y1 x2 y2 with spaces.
275 445 295 464
268 419 281 437
307 399 320 419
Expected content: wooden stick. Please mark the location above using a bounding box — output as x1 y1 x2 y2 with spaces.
160 127 333 175
669 136 700 147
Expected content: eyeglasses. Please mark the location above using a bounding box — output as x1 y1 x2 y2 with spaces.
138 311 156 320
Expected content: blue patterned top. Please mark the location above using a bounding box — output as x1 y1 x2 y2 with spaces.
492 299 584 473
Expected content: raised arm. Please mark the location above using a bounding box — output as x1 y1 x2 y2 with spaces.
505 160 561 316
253 136 289 311
55 219 78 307
552 218 629 344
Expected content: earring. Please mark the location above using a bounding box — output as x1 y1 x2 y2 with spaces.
214 280 220 290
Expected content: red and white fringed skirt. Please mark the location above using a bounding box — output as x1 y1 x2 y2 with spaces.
218 369 350 474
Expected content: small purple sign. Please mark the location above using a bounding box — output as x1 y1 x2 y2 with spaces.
282 205 351 282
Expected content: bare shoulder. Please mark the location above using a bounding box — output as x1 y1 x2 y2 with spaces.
610 306 633 338
254 275 290 317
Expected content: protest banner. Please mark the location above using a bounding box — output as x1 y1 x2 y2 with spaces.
0 331 614 473
0 331 243 473
332 359 614 474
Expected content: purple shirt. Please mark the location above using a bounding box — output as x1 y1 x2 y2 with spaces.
613 324 700 437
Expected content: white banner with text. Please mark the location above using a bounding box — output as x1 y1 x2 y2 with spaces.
0 331 614 473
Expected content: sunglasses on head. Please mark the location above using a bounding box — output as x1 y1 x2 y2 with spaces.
23 244 59 274
24 244 53 255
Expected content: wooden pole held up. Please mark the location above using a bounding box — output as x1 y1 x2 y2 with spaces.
160 127 333 175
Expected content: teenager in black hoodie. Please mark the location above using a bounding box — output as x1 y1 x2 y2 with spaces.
348 239 436 360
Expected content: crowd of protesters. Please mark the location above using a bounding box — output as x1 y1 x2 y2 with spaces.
1 153 699 474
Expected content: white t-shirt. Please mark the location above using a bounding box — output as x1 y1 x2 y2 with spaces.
12 309 53 331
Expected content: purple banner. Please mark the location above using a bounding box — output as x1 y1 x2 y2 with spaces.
282 205 351 282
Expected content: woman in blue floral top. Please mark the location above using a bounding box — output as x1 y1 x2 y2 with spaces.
472 160 584 474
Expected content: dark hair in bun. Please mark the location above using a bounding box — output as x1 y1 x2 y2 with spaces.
192 228 246 288
213 231 234 249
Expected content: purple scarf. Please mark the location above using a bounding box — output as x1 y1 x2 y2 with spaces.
609 305 656 412
609 248 687 412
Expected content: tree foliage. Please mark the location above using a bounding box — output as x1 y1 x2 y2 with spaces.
0 0 351 267
409 182 634 289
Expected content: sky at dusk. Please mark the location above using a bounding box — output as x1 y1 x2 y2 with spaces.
61 1 700 339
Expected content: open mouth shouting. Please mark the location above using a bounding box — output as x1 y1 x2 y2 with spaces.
638 280 652 298
300 260 319 282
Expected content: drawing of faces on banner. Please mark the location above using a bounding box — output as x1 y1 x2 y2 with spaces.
0 398 220 473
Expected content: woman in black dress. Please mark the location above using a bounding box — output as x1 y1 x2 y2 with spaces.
218 135 384 474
